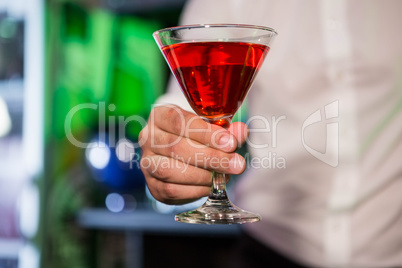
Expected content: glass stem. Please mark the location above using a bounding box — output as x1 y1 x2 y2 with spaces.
205 116 232 203
209 172 230 201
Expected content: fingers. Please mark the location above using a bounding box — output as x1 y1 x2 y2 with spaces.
146 177 210 205
141 155 211 204
141 154 233 204
149 105 238 152
141 154 211 204
139 105 249 205
146 127 246 174
141 154 212 186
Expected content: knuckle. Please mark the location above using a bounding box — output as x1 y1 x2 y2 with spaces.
162 183 178 201
151 130 169 154
152 129 165 147
146 184 161 201
171 113 185 135
152 165 169 179
140 155 153 174
140 158 149 173
145 177 175 204
165 106 176 120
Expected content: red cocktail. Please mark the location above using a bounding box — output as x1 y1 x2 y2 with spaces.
162 41 269 127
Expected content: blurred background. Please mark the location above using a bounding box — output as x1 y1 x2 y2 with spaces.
0 0 242 267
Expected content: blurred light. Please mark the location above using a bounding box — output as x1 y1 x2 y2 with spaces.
105 193 125 213
18 183 39 239
22 0 44 178
116 138 135 163
122 194 137 211
107 0 126 8
0 97 12 137
0 18 17 39
0 239 21 259
18 243 39 268
86 141 110 169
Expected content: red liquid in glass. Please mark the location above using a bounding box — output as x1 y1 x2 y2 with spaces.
162 42 269 125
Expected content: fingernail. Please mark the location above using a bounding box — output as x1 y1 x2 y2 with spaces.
229 154 245 173
219 133 235 148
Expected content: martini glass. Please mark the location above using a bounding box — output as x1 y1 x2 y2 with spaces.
153 24 277 224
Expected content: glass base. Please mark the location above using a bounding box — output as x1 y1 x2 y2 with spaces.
175 198 261 224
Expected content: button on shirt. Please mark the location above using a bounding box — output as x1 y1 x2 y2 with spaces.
156 0 402 267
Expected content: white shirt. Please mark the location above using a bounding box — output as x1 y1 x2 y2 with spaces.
157 0 402 267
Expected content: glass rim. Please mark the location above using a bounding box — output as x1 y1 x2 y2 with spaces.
153 23 278 37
